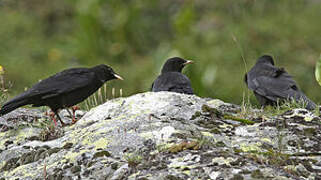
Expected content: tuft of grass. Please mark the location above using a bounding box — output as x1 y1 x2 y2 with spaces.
239 91 264 119
314 54 321 86
124 152 143 167
82 84 123 111
0 66 10 106
240 96 311 119
37 116 64 141
263 98 308 116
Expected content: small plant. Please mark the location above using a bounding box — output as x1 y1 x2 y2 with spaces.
240 93 310 119
263 98 308 116
124 152 143 167
82 84 123 111
239 92 265 119
0 65 9 106
36 115 64 141
314 54 321 86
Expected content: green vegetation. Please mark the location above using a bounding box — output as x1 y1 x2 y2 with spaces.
0 66 9 105
38 117 64 141
223 115 255 125
239 96 318 119
83 84 122 110
124 152 143 167
0 0 320 106
315 54 321 86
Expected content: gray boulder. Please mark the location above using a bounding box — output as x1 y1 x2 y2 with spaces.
0 92 321 179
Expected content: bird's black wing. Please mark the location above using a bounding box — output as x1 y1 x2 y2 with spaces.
6 68 96 104
248 69 298 102
152 72 193 94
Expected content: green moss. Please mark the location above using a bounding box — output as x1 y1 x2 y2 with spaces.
303 128 316 136
191 111 202 120
93 151 111 158
210 128 221 134
201 105 222 116
201 131 214 137
223 115 255 125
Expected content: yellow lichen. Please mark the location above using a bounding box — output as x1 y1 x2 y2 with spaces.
261 138 272 144
91 138 109 150
219 124 233 129
183 170 191 175
201 131 214 137
64 149 89 162
240 142 262 152
212 157 235 166
304 116 313 122
4 164 36 178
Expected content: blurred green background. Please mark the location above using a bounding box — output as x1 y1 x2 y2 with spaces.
0 0 320 106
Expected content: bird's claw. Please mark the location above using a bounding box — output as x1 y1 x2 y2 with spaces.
71 117 77 124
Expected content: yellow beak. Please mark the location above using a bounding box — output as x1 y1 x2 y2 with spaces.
114 74 124 80
183 60 194 65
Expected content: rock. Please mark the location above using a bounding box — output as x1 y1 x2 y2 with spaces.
0 92 321 179
111 164 129 180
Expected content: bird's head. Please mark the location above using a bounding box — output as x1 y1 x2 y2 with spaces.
257 55 275 65
161 57 193 74
94 64 123 82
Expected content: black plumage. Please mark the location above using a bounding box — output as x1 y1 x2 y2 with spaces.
152 57 194 94
0 64 123 125
245 55 316 110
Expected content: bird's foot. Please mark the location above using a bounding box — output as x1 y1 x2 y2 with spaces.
71 106 80 124
60 122 67 127
71 117 77 124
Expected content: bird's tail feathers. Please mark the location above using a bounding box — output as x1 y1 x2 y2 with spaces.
0 99 29 116
290 91 316 110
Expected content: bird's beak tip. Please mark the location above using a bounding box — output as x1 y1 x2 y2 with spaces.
184 60 194 65
114 74 124 80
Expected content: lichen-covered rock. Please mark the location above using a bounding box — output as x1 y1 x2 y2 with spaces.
0 92 321 179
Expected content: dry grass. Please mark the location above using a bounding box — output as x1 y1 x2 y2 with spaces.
82 84 123 111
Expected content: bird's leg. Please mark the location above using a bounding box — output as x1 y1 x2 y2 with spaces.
67 106 80 124
66 108 76 124
66 109 73 118
71 106 80 123
53 110 66 126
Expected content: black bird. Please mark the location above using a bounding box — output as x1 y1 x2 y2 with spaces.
152 57 194 94
0 64 123 125
245 55 316 110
